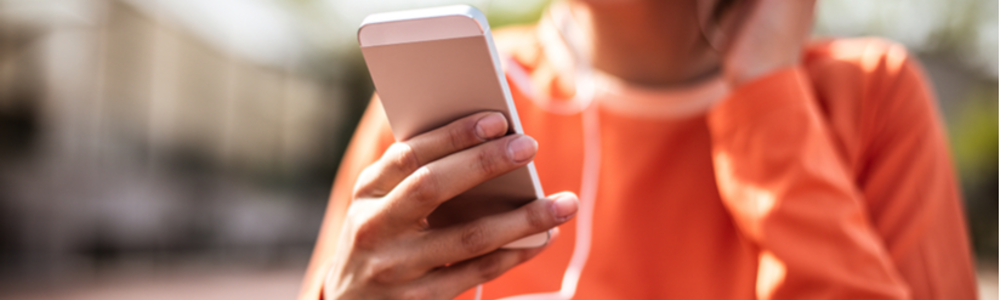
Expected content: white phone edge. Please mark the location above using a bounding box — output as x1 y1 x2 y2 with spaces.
358 5 550 248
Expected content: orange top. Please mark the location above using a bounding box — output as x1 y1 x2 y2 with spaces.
299 24 977 300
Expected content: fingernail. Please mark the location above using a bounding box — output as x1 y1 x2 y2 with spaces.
549 193 579 221
507 135 537 163
550 227 561 241
475 113 507 140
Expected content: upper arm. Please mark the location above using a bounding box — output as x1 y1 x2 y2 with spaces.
806 38 978 299
853 44 977 300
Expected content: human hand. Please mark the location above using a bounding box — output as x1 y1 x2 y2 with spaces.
705 0 816 87
323 111 579 300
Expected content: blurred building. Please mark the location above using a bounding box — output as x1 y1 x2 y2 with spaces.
0 0 352 283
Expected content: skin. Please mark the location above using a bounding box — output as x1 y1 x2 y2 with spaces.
577 0 815 88
579 0 722 87
324 0 816 299
324 112 579 300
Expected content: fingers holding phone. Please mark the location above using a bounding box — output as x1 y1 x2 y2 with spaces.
325 112 579 300
325 5 573 298
352 112 508 205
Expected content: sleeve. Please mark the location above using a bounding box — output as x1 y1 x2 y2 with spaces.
852 56 977 299
706 68 911 299
297 97 395 300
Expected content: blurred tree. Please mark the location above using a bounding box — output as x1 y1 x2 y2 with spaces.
950 84 999 260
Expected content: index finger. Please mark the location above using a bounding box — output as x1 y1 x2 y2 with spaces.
354 111 509 198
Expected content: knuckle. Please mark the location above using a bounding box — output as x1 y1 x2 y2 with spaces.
524 203 550 231
366 257 403 284
447 123 471 150
352 165 380 199
476 254 505 281
473 147 503 177
387 143 421 174
407 168 439 204
345 205 367 227
459 223 492 255
349 216 382 251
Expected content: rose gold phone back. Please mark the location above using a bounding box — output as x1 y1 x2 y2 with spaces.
361 36 540 227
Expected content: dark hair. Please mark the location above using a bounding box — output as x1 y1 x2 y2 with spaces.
711 0 739 24
698 0 746 51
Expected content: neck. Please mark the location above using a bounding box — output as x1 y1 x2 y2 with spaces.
570 0 721 88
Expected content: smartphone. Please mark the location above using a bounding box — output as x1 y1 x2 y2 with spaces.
358 5 548 248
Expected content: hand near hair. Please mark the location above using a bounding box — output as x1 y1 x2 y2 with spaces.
720 0 817 87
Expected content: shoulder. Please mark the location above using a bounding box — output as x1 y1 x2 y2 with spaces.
802 37 941 165
805 37 912 68
803 37 928 102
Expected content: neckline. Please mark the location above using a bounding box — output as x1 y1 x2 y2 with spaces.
523 3 730 119
592 69 728 119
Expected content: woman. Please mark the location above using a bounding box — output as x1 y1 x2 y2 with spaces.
300 0 977 299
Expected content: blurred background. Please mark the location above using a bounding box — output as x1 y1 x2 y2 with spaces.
0 0 994 299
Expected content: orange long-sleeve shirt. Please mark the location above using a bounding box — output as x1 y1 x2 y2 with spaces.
299 24 977 299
